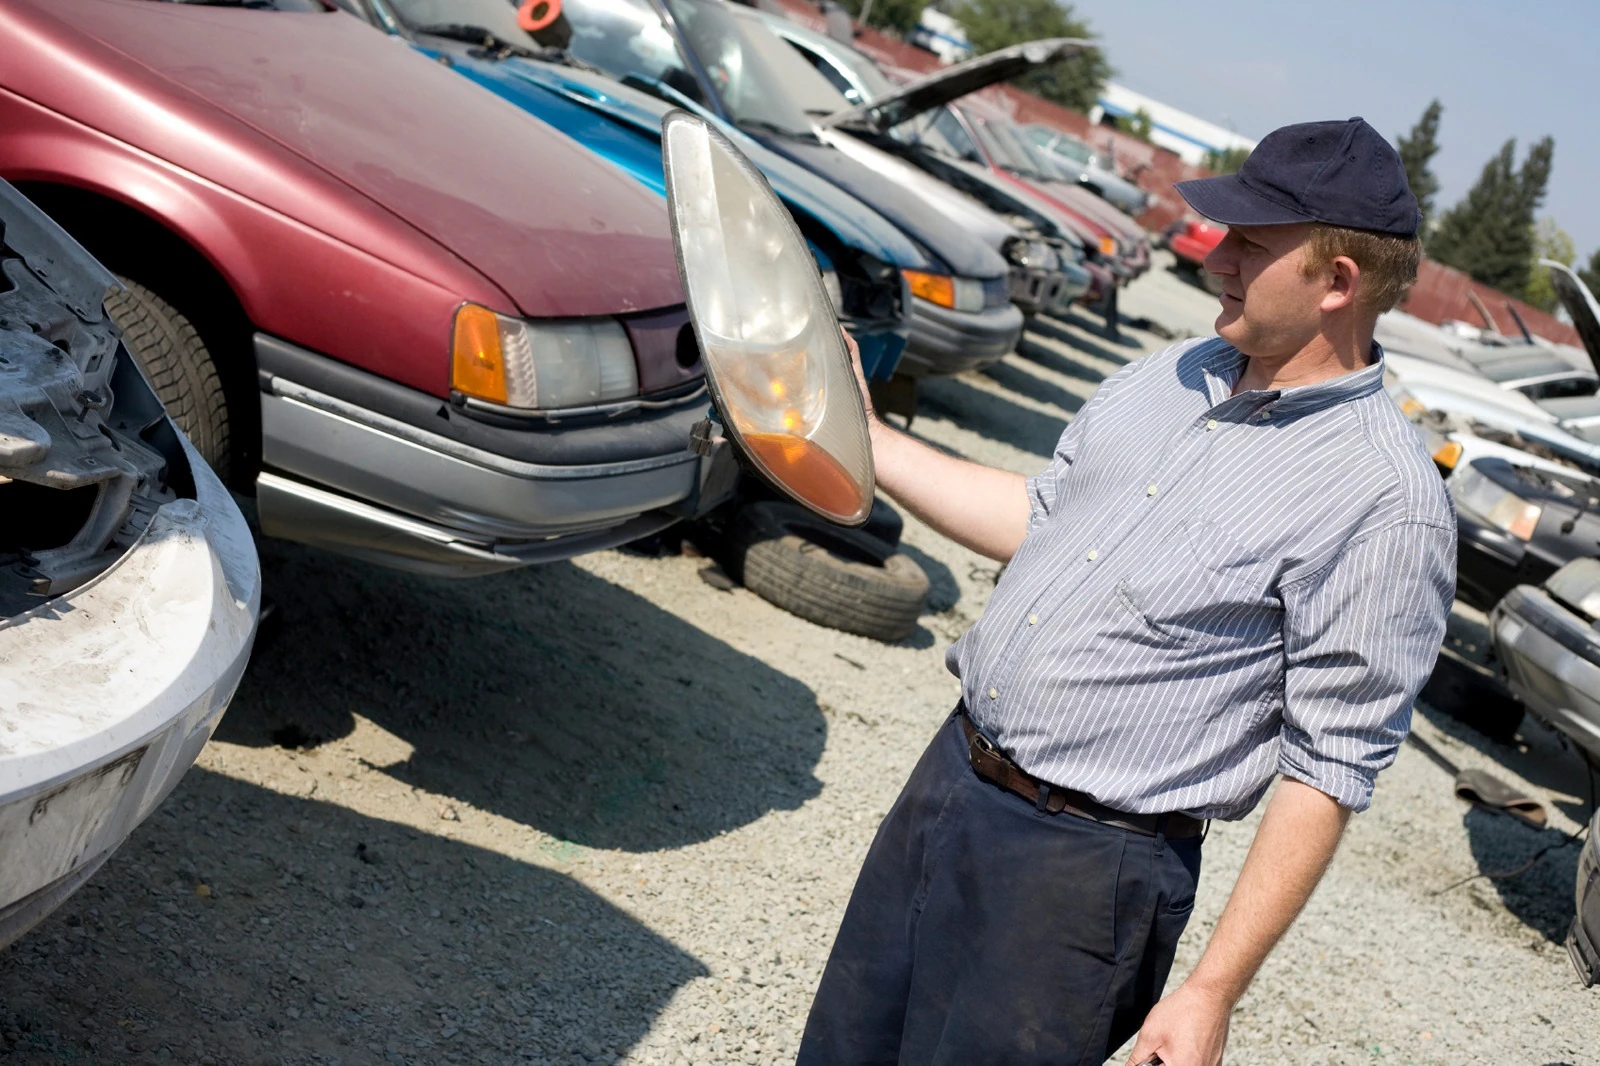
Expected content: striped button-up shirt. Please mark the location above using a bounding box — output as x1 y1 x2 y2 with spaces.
950 337 1456 820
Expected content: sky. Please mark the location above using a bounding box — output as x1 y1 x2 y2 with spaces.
1073 0 1599 264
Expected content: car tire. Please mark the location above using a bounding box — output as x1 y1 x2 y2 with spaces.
730 500 928 643
105 279 232 481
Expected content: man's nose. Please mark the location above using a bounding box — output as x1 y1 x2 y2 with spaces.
1203 238 1238 277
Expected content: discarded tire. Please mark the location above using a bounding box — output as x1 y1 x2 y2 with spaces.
731 500 929 643
105 279 232 481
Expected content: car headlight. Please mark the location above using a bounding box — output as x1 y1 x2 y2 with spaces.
903 270 986 313
452 305 638 410
820 269 844 316
1098 235 1119 257
1001 236 1055 270
1390 387 1427 419
662 111 873 526
1452 462 1542 541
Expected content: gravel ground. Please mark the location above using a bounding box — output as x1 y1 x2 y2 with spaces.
3 254 1598 1065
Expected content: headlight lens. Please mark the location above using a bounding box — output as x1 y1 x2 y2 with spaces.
452 304 638 410
820 270 844 315
903 270 984 313
662 111 873 526
1452 463 1542 541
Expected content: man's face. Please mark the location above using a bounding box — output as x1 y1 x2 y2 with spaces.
1203 223 1326 359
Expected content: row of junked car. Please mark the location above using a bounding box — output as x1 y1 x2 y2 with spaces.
0 0 1157 949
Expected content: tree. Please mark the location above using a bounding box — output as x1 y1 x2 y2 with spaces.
950 0 1112 112
1580 248 1600 300
1113 107 1153 141
1522 218 1576 312
1203 145 1251 175
1396 100 1443 236
1428 135 1556 296
833 0 923 36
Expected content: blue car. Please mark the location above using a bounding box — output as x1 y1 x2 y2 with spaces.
340 0 924 381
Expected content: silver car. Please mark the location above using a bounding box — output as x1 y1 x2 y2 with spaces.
1025 125 1150 217
0 181 259 949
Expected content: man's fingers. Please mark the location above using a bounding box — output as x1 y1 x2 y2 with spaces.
1124 1031 1163 1066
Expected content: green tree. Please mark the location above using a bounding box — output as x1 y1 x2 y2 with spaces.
835 0 923 35
1113 107 1153 141
950 0 1112 112
1429 135 1556 296
1522 217 1576 312
1396 99 1443 235
1580 248 1600 299
1203 145 1251 175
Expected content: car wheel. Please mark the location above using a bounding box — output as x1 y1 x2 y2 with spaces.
104 279 232 481
729 500 928 643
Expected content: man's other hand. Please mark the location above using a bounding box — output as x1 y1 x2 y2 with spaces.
840 326 876 423
1123 980 1230 1066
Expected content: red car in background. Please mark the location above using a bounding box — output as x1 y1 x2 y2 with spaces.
0 0 729 576
1164 218 1227 295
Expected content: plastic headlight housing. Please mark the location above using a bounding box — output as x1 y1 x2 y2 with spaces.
661 111 873 526
1452 463 1542 541
820 270 844 315
904 270 985 313
452 305 638 410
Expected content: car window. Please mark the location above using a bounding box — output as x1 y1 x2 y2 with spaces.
665 0 847 135
1523 377 1600 400
786 39 863 105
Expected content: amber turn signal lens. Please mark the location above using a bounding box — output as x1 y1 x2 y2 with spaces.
741 433 867 521
1098 235 1118 257
451 304 508 404
903 269 955 309
1431 440 1463 472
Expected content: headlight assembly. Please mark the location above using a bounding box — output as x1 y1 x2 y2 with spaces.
820 270 844 316
661 111 873 526
1452 462 1542 541
903 270 986 313
452 305 638 410
1098 235 1119 257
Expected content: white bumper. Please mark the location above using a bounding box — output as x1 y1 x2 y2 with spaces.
0 436 260 948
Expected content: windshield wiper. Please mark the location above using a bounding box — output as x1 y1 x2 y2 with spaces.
739 118 815 141
411 22 542 59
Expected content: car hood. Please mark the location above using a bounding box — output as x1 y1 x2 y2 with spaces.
1545 557 1600 621
755 134 1007 279
1545 259 1600 377
473 56 931 271
817 38 1093 134
44 1 681 317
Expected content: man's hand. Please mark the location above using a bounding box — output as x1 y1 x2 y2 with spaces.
839 326 877 424
1123 980 1230 1066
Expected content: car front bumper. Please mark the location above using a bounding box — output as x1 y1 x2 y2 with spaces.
254 335 738 577
1491 585 1600 763
900 298 1024 377
0 434 260 950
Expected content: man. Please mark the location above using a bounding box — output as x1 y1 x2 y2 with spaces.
797 118 1456 1066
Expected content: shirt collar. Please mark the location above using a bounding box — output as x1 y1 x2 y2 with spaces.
1202 340 1388 417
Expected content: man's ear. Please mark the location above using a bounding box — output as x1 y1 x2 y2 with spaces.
1321 255 1360 313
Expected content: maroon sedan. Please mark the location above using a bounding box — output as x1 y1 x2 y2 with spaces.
0 0 729 575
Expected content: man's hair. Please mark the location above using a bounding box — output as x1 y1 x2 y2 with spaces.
1300 224 1422 314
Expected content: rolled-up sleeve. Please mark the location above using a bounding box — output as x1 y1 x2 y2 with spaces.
1277 519 1457 811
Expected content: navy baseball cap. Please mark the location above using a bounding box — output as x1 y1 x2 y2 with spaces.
1175 117 1420 238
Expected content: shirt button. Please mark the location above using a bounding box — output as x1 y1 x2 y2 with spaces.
1027 613 1039 626
987 687 999 700
1085 548 1098 562
1256 410 1271 421
1146 483 1158 496
1205 418 1219 431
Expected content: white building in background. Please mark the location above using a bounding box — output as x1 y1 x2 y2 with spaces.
907 7 973 64
1091 83 1257 166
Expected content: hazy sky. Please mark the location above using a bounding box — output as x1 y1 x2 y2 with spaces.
1074 0 1598 263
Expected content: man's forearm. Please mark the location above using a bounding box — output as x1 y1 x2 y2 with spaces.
1187 777 1351 1003
868 417 1030 563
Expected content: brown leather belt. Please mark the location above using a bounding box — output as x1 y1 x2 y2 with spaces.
961 712 1206 839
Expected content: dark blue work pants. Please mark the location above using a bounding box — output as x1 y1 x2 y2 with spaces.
798 711 1202 1066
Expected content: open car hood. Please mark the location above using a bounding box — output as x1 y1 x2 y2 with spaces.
1544 260 1600 377
817 38 1092 133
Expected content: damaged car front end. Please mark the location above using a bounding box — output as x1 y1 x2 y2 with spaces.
0 180 259 949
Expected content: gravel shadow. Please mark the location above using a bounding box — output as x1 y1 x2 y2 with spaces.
222 541 826 852
984 348 1095 413
1011 336 1114 389
1029 311 1140 359
0 768 705 1065
915 376 1067 459
1460 806 1584 944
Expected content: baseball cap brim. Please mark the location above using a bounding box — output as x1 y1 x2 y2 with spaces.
1173 174 1313 228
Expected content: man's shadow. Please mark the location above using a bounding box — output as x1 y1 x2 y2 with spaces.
0 769 705 1063
222 540 826 852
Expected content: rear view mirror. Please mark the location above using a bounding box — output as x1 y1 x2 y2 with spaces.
662 111 874 526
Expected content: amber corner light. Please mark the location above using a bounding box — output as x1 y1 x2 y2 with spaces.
902 269 955 310
1098 235 1118 257
1431 440 1463 473
451 303 507 403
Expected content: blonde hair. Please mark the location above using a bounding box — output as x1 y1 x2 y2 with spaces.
1300 224 1422 313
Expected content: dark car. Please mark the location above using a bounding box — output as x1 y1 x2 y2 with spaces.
1448 455 1600 610
1 0 734 575
504 0 1023 378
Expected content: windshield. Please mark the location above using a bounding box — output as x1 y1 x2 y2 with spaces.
1031 127 1090 165
666 0 846 135
993 121 1064 180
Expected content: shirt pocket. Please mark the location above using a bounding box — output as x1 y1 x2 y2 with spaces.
1112 521 1279 648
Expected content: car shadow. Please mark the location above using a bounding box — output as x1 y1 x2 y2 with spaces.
915 376 1068 459
222 540 825 853
1459 805 1583 944
1030 312 1140 360
996 341 1104 399
0 769 705 1064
